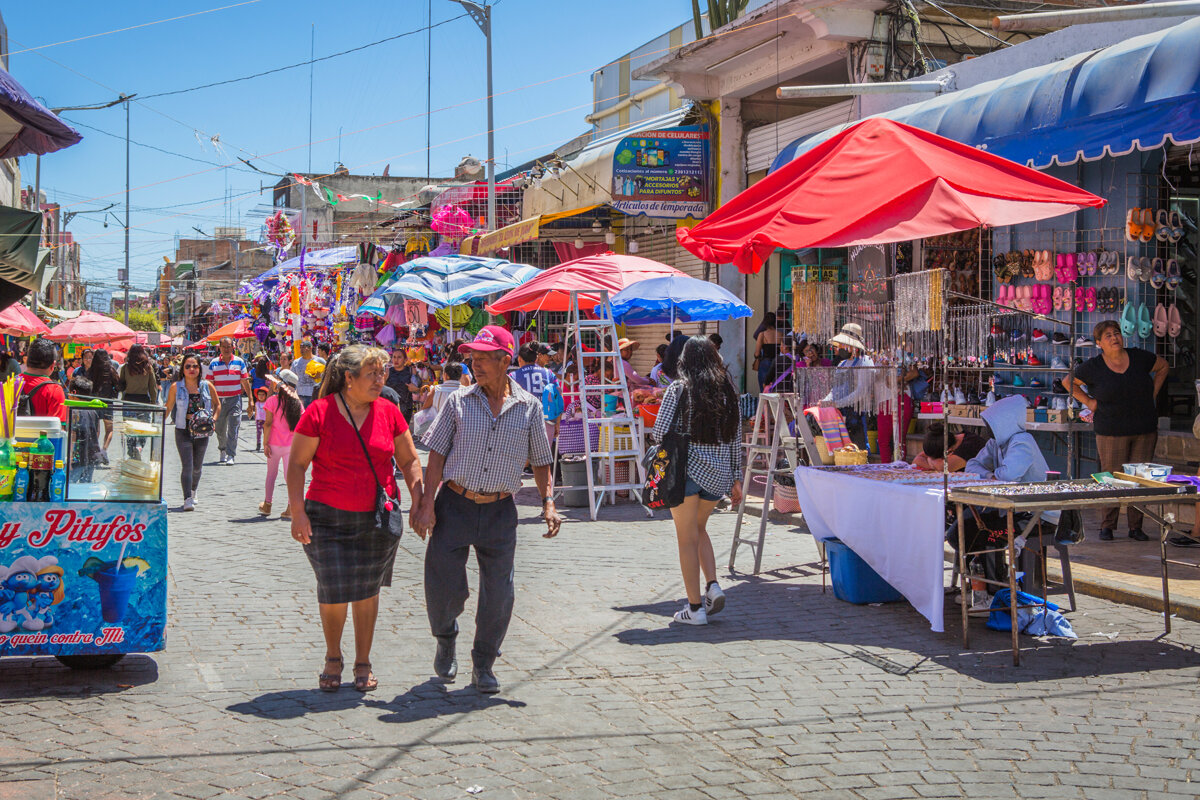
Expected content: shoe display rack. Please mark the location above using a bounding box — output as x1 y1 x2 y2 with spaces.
1125 172 1190 367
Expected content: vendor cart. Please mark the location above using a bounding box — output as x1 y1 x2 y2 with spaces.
0 399 167 669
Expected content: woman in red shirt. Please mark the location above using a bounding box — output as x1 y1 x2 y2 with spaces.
286 344 425 693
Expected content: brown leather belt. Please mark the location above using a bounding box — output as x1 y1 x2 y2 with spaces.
446 481 511 504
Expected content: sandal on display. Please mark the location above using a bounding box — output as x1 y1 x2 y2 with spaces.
1052 285 1066 311
1167 258 1181 290
1075 287 1085 311
1137 303 1154 339
1168 210 1185 243
1154 303 1169 338
353 662 378 693
1169 304 1183 338
1126 208 1141 242
1157 209 1172 242
1139 256 1154 282
1120 302 1137 337
1127 255 1141 281
1084 287 1097 312
319 655 344 692
1151 257 1166 288
1140 208 1157 243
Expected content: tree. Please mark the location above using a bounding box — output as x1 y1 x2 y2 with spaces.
113 308 163 332
694 0 748 35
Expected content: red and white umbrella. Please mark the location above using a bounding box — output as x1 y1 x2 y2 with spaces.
45 310 137 345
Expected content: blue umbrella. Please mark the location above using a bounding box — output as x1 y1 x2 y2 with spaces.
603 275 752 327
378 255 539 310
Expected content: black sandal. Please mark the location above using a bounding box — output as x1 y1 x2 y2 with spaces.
319 656 343 692
353 662 377 692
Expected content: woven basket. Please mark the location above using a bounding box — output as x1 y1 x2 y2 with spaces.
833 445 868 466
558 419 600 455
772 484 801 514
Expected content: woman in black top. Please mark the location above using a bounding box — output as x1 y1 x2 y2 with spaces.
1071 319 1169 541
87 348 121 462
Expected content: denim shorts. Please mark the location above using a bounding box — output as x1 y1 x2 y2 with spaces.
684 476 722 502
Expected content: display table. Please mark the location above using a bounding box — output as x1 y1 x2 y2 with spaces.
947 478 1200 664
792 464 993 632
915 412 1088 434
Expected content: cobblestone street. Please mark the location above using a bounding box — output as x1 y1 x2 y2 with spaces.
3 427 1200 799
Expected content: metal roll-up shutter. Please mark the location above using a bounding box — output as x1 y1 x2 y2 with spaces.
745 101 855 174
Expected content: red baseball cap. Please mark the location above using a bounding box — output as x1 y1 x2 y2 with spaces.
457 325 514 357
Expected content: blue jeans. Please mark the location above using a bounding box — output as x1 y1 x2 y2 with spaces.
684 476 722 502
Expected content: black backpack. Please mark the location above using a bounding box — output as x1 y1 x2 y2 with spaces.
17 380 52 417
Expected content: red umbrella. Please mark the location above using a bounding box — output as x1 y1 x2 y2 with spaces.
205 318 255 342
487 252 689 314
45 310 137 344
677 118 1106 274
0 302 50 336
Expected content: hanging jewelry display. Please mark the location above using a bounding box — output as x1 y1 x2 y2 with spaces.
894 270 945 334
792 282 836 343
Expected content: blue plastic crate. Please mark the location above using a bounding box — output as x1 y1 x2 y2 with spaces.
825 538 904 604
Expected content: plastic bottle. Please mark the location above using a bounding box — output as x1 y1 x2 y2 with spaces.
969 562 989 610
0 439 14 501
12 460 29 503
50 459 67 502
27 431 55 503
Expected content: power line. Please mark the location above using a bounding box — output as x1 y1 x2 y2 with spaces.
5 1 263 57
60 116 262 173
133 13 469 102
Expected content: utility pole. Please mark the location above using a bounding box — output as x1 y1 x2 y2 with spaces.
123 94 132 325
451 1 496 231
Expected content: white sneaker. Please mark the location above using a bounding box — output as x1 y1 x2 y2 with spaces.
673 604 707 625
704 583 726 616
183 497 195 512
227 455 236 465
219 453 228 464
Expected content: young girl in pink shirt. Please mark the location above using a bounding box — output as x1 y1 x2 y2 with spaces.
258 370 303 519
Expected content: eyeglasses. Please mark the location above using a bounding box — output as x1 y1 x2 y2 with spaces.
184 365 200 370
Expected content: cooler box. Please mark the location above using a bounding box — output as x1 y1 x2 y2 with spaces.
825 538 904 604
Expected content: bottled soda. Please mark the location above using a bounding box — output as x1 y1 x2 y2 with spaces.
50 459 67 502
12 460 29 502
27 431 55 502
0 439 14 501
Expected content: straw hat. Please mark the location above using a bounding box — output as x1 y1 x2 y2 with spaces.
617 338 640 353
828 322 866 351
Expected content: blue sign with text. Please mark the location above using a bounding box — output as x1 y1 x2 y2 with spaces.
0 502 167 656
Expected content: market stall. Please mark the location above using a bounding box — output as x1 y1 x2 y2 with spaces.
0 376 167 669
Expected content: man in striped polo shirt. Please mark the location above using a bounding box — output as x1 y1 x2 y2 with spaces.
209 336 251 465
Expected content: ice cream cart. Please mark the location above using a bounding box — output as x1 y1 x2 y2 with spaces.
0 397 167 669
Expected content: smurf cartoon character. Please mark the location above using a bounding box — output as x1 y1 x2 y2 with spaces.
23 564 66 631
0 556 58 633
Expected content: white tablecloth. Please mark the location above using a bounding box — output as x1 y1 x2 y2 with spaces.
793 466 949 631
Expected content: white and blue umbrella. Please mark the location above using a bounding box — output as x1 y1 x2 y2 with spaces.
247 246 360 285
370 255 540 311
603 274 752 328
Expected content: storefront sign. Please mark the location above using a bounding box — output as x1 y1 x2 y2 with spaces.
0 502 167 656
611 126 709 219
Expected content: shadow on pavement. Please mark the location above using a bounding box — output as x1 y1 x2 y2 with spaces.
227 689 366 719
0 654 159 698
612 573 1200 684
367 678 527 723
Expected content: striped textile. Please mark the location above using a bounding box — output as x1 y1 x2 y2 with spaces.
207 355 249 398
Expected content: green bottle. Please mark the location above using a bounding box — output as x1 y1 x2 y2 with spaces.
27 431 55 502
0 439 14 501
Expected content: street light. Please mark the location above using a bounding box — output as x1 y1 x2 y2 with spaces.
46 93 137 323
449 1 496 232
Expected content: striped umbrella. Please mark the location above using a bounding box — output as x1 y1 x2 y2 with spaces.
369 255 539 312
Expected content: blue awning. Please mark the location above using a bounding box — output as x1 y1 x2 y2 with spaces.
0 67 81 159
771 17 1200 172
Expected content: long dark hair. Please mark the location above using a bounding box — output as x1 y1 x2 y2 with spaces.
125 344 151 375
662 332 689 381
677 336 738 444
276 383 303 430
179 354 203 386
87 349 118 391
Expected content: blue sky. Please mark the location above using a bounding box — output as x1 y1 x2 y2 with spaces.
6 0 697 298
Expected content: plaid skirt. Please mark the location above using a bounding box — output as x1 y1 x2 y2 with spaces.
302 500 399 604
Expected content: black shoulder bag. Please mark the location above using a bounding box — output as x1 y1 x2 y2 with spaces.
642 390 689 510
339 394 404 538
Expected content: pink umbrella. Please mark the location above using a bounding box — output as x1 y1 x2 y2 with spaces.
46 310 137 345
487 252 689 314
0 302 51 336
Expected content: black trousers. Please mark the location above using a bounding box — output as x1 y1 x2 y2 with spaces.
174 429 208 500
424 487 517 670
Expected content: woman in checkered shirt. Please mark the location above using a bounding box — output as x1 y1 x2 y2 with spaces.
652 336 744 626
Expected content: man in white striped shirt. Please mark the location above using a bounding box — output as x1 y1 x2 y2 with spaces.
208 336 251 465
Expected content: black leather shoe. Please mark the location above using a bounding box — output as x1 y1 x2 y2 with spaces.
1128 528 1150 542
1098 528 1114 541
471 666 500 694
434 639 457 682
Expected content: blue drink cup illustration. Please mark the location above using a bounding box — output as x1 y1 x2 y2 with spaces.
96 568 137 623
